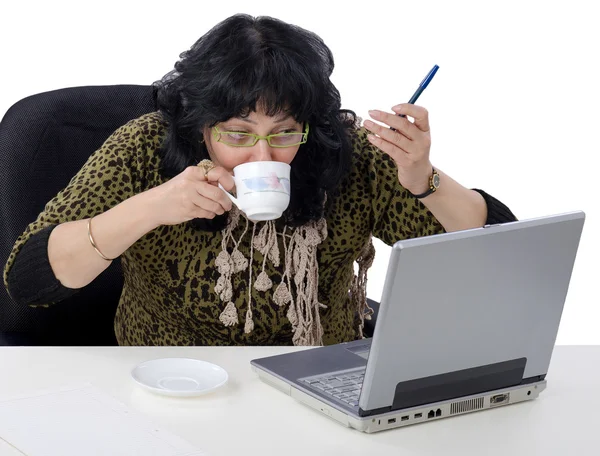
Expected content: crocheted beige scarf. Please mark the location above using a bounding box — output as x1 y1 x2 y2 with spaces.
198 160 375 345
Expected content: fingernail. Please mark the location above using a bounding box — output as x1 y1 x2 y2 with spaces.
392 105 402 113
368 110 379 119
367 134 377 142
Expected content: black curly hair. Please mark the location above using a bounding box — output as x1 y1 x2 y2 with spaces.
152 13 357 229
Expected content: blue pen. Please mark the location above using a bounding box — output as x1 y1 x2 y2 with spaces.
391 64 439 130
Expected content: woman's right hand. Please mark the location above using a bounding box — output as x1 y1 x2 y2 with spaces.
144 165 235 227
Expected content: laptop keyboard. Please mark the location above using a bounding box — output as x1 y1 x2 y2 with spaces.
299 368 366 408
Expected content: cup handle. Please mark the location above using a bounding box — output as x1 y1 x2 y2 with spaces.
218 183 240 209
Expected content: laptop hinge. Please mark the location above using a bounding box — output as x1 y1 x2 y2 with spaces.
358 405 391 418
359 357 527 417
521 374 546 384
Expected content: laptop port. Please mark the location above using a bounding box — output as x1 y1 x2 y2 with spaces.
414 413 423 419
490 393 509 406
435 409 442 417
401 415 409 421
388 418 396 424
427 410 435 419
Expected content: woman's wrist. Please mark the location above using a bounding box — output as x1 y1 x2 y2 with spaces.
399 161 434 195
130 189 165 232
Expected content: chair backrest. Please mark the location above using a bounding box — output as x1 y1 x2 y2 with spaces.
0 85 157 345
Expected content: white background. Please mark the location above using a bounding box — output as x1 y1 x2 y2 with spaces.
1 0 597 343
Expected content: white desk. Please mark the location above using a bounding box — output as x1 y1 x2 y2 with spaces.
0 345 596 455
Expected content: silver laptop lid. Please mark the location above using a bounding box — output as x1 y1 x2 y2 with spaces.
359 211 585 415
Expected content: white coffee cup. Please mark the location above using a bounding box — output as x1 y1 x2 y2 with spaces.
219 161 291 221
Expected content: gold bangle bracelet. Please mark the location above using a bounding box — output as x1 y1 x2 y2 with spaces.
87 217 114 261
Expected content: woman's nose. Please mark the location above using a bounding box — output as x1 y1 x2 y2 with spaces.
249 138 275 162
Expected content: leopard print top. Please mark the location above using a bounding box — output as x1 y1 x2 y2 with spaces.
3 112 445 346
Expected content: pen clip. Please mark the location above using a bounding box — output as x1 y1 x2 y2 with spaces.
420 64 439 89
390 64 439 128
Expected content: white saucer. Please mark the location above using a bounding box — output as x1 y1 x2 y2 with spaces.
131 358 228 397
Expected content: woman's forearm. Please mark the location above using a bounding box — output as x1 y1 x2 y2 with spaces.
418 168 488 232
48 192 159 289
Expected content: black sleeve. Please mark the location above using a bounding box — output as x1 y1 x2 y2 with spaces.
472 189 518 224
6 225 79 306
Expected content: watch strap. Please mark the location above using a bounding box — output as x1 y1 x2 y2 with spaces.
406 167 438 199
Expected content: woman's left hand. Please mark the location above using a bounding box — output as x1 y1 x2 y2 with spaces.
363 104 433 195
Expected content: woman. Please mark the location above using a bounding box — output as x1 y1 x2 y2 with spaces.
3 14 515 346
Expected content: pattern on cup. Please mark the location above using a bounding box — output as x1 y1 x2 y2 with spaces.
241 172 290 195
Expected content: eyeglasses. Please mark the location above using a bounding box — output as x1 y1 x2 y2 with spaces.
212 123 309 148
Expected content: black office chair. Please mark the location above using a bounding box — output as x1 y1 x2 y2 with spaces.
363 298 380 338
0 85 157 345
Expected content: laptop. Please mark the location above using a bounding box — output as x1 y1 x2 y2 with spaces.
250 211 585 432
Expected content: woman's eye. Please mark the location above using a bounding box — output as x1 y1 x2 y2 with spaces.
225 133 247 139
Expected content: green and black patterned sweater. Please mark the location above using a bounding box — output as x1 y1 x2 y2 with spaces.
3 112 516 346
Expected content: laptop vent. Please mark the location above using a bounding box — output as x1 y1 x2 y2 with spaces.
450 397 484 415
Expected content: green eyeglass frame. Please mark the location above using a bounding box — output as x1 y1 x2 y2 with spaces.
212 123 309 148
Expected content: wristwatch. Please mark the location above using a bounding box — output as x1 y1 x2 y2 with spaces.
407 167 440 199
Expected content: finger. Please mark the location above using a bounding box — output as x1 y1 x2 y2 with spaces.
368 110 419 139
191 191 226 215
196 181 233 211
206 166 235 191
188 191 219 219
363 119 416 155
366 133 412 168
185 165 211 182
391 104 430 132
